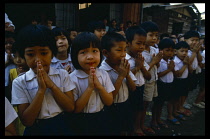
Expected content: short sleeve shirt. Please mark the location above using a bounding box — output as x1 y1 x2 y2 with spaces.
188 50 198 70
142 46 158 83
173 56 188 79
125 53 150 86
11 67 75 119
99 60 137 103
50 54 75 73
5 97 18 127
158 59 174 83
69 68 115 113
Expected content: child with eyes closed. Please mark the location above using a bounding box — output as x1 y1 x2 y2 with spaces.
99 32 137 136
50 27 75 74
69 32 114 136
11 24 75 136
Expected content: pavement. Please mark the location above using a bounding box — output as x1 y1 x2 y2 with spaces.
144 85 205 136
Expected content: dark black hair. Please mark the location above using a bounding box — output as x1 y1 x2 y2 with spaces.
87 21 105 33
101 31 126 51
160 33 170 40
184 30 200 39
158 38 175 50
140 21 159 33
174 41 190 50
66 28 78 33
14 24 56 59
125 26 147 43
52 27 71 54
71 32 103 69
5 31 16 39
126 20 132 26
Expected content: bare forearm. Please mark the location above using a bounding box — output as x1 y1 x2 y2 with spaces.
141 66 151 80
97 85 113 106
158 69 171 78
174 65 187 77
126 75 136 92
112 76 124 98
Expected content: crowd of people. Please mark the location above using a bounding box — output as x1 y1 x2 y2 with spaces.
5 13 205 136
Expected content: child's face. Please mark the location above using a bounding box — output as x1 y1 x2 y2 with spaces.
175 48 188 61
55 35 69 53
104 41 127 66
24 46 52 74
5 38 15 54
94 29 106 40
78 44 100 74
70 31 78 41
185 37 199 50
162 47 174 60
127 34 146 56
13 52 28 72
145 31 159 47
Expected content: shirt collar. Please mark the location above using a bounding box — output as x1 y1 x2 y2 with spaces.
100 60 113 71
74 68 101 79
25 67 59 81
51 54 72 63
174 55 182 63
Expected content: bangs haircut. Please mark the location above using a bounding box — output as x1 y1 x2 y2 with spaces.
101 31 126 51
184 30 200 39
125 26 147 43
158 38 175 50
71 32 103 69
140 21 159 33
15 24 56 59
52 27 71 54
174 41 190 50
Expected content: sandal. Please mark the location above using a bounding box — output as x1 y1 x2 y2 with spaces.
177 110 191 117
142 127 156 135
173 114 186 121
167 118 180 125
157 122 168 128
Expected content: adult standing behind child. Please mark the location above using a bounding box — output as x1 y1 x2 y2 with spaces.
69 32 114 136
140 21 163 135
50 27 75 74
125 26 151 136
100 32 137 136
11 24 75 136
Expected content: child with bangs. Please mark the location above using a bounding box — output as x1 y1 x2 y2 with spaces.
50 27 75 74
11 24 75 136
69 32 114 135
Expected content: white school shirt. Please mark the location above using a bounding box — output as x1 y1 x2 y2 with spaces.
5 97 18 127
173 56 188 79
99 60 137 103
50 54 75 73
125 53 150 86
188 50 198 70
11 67 75 119
69 68 115 113
5 52 16 86
142 46 158 83
157 59 174 83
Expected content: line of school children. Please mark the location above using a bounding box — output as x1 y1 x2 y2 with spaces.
5 20 205 136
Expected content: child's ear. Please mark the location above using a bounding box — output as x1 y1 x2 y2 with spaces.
102 49 108 57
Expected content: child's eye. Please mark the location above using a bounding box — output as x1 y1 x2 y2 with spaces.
79 51 85 54
41 52 48 55
93 50 98 53
26 53 34 57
